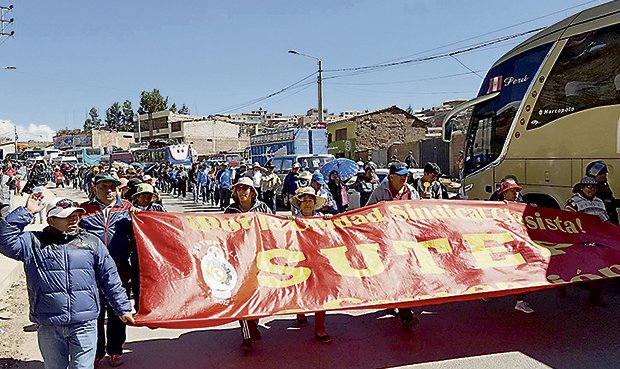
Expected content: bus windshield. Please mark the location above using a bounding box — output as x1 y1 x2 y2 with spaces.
464 43 552 176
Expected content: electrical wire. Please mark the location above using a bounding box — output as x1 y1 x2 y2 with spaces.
379 0 604 64
211 74 317 115
324 28 543 74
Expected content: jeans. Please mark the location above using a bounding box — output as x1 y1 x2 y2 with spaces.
96 260 131 358
219 188 231 209
263 190 276 213
38 319 97 369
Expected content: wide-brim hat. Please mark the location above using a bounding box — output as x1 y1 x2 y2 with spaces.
290 187 326 210
132 183 155 199
299 171 312 181
499 178 522 195
573 176 597 193
46 198 85 218
232 176 258 196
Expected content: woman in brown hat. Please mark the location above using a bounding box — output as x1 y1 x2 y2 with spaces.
224 177 273 352
290 187 332 343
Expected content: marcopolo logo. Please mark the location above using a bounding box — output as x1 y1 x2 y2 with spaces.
200 246 238 300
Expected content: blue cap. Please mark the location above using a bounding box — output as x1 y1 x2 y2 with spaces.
389 161 409 176
312 172 326 185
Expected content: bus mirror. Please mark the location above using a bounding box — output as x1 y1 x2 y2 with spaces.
443 120 453 142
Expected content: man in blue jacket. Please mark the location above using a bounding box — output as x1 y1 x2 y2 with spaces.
80 175 137 367
0 193 133 369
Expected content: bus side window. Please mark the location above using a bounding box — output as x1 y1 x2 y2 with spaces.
529 22 620 130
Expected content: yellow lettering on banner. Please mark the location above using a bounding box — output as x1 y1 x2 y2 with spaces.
530 240 572 256
463 233 525 268
464 284 494 294
393 238 452 274
186 216 220 232
236 216 252 230
323 297 363 309
220 219 240 232
599 264 620 278
319 243 385 278
570 274 603 282
256 249 311 288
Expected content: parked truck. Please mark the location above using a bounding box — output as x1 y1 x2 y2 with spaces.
249 128 329 166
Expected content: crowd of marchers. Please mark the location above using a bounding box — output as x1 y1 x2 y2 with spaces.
0 156 618 367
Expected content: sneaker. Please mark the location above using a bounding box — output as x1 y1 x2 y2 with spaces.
314 333 332 343
515 301 534 314
296 315 309 327
240 339 252 352
399 315 420 331
250 328 262 341
109 354 123 367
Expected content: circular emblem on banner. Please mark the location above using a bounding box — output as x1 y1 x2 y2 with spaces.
200 247 238 299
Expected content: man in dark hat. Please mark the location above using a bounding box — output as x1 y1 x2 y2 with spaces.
79 174 138 367
260 162 281 213
366 162 421 332
585 160 620 225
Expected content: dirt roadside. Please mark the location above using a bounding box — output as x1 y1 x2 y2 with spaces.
0 272 38 369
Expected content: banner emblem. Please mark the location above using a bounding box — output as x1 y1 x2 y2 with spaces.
200 246 238 300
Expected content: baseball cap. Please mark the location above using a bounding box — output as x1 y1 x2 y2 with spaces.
46 198 85 218
292 162 301 169
311 172 326 185
389 162 409 176
94 175 121 186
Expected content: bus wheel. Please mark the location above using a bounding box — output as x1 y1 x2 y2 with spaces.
522 194 560 209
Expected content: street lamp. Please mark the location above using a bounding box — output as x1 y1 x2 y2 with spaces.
288 50 323 125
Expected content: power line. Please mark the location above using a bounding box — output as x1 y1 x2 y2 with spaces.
211 73 317 114
365 0 604 65
450 55 484 79
324 28 543 74
326 70 487 86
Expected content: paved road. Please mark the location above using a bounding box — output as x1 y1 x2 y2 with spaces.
4 186 620 369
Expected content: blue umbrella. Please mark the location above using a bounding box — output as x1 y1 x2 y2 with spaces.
320 158 359 181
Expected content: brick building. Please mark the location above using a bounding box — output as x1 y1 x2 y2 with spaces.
135 111 247 156
327 105 427 164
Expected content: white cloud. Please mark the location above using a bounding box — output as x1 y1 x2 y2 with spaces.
0 119 55 142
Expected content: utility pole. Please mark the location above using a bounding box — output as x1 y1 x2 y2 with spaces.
0 4 15 38
13 124 17 153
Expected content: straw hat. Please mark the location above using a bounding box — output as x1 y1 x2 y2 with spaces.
290 187 326 210
132 183 155 199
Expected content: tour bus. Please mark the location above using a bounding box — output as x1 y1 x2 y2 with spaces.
64 147 104 166
442 1 620 208
132 144 194 167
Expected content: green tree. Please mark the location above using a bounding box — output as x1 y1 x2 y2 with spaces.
178 104 190 115
169 103 177 113
138 89 169 114
105 102 123 130
122 100 135 131
84 107 101 130
406 104 414 114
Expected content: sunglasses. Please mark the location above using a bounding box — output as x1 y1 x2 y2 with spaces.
54 199 80 209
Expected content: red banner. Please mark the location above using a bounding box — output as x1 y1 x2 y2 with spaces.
132 200 620 328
